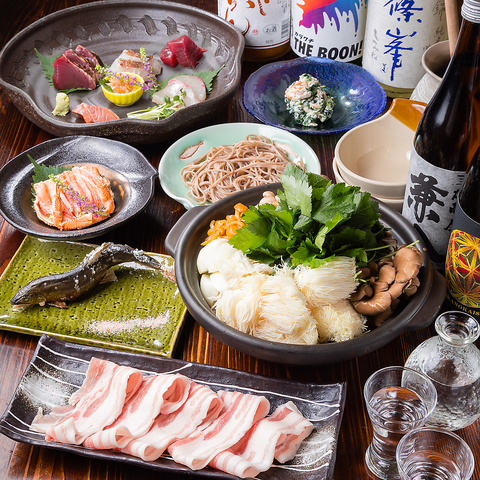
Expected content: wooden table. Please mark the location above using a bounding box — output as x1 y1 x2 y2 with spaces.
0 1 478 479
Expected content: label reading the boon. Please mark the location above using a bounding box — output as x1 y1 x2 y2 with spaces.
290 0 367 61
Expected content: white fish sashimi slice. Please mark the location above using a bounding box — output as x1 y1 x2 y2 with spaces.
152 79 198 107
110 49 162 80
174 75 206 102
152 77 206 107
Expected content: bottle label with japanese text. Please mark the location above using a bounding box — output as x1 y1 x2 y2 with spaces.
402 147 466 270
290 0 367 62
218 0 291 50
362 0 447 90
444 204 480 320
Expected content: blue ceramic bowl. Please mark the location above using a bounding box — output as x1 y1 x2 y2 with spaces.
243 57 387 135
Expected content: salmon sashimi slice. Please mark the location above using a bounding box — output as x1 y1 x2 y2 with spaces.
33 165 115 231
72 103 119 123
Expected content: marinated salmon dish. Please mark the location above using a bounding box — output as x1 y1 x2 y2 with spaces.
33 165 115 230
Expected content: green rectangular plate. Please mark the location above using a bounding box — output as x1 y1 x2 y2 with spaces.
0 236 187 357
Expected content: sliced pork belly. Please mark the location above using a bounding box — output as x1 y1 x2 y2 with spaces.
83 373 190 450
30 357 143 445
209 401 314 478
168 390 270 471
121 381 223 461
110 49 162 81
166 35 206 68
52 54 97 90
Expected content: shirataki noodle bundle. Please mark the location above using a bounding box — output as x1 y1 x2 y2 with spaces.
181 135 302 204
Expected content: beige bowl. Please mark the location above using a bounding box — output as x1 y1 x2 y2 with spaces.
334 98 426 199
332 157 404 213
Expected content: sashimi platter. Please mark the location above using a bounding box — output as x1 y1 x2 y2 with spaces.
0 0 244 144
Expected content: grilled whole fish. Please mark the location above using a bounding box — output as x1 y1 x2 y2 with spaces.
10 243 176 310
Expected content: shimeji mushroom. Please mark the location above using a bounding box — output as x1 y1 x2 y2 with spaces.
350 244 424 325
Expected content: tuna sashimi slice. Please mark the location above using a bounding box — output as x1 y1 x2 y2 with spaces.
159 45 178 68
166 35 206 68
52 54 97 90
72 103 119 123
83 373 190 450
168 390 270 470
63 49 102 82
120 382 224 461
75 45 104 69
209 401 314 478
30 357 143 445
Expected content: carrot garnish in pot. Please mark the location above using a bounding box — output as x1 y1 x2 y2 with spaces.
202 203 248 245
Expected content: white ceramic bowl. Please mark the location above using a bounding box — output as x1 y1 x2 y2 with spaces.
332 157 404 213
334 98 426 199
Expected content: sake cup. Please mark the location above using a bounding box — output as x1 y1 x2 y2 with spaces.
396 427 475 480
363 366 437 480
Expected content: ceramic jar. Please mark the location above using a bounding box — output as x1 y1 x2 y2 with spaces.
410 40 450 103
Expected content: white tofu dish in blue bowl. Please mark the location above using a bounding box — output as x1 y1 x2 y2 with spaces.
243 57 387 135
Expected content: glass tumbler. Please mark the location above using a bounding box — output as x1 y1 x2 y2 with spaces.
363 366 438 480
396 427 475 480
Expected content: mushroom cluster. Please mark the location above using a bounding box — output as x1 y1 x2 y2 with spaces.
350 244 424 326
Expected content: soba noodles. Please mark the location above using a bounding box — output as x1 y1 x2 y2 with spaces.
180 135 303 204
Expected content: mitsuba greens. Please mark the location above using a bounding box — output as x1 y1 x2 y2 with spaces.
229 164 388 268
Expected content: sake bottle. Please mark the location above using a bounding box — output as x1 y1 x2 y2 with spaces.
402 0 480 270
218 0 291 62
444 150 480 320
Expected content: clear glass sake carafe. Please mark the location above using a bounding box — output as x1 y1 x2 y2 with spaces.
404 311 480 431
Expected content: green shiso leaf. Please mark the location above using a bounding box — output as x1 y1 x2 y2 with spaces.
197 64 225 94
229 163 389 268
35 49 55 88
29 155 71 201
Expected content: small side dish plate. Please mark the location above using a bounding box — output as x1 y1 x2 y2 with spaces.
0 236 186 357
0 0 243 145
0 335 346 480
158 122 321 209
0 135 157 241
243 57 387 135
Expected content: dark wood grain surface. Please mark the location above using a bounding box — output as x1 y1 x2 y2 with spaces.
0 1 478 479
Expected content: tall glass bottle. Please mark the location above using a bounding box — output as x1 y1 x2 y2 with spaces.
444 150 480 319
218 0 291 62
402 0 480 270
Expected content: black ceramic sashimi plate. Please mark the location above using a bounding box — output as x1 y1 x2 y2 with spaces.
0 335 346 479
0 0 244 145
